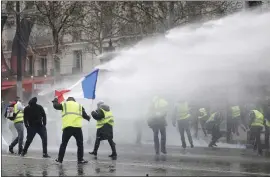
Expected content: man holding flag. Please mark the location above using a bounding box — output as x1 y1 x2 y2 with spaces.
52 97 90 164
52 69 100 163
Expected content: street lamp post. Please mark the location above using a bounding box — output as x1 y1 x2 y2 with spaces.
16 1 23 99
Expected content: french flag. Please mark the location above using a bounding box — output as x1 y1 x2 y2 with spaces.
55 69 99 103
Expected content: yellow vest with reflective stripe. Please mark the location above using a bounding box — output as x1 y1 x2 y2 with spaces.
61 101 83 130
96 109 114 129
198 108 207 119
207 112 216 123
178 102 190 120
251 110 264 127
231 106 240 118
13 103 24 123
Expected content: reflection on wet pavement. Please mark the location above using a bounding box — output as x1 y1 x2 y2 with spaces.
2 146 270 176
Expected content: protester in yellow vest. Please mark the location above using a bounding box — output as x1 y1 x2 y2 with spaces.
89 100 117 159
52 97 90 164
206 111 223 147
147 96 169 155
198 108 208 137
172 100 194 149
249 109 264 155
8 97 25 155
263 100 270 150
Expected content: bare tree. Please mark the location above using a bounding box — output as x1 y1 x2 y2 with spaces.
80 1 130 55
33 1 86 75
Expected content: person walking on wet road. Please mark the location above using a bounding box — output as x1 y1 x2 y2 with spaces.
7 97 25 155
89 101 117 158
248 109 264 155
172 101 194 149
198 108 209 137
206 111 223 147
52 97 90 164
227 105 241 141
4 101 19 145
147 96 169 155
21 97 50 158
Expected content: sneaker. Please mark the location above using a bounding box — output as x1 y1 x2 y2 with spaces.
89 151 97 156
20 151 27 157
9 146 14 154
43 154 51 158
55 159 62 164
78 159 88 164
161 150 167 154
108 153 117 158
213 143 218 147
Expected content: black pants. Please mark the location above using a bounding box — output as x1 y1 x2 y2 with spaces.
232 117 240 136
265 126 269 150
199 118 208 136
209 125 221 146
178 120 193 148
93 124 116 154
152 126 166 154
58 127 84 162
250 126 263 155
23 125 48 154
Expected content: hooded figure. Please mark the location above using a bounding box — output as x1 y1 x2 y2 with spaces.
89 101 117 158
21 97 50 158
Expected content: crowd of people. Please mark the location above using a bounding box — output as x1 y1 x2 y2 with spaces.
2 94 269 165
2 96 116 164
141 96 270 156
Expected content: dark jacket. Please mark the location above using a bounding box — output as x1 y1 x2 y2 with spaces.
91 104 113 140
24 97 46 127
52 98 90 121
91 104 110 121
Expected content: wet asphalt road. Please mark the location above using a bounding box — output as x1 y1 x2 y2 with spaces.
2 144 270 176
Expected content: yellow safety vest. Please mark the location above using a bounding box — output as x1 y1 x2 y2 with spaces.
13 103 24 123
207 112 216 123
251 110 264 127
231 106 240 118
178 102 190 120
61 101 83 130
198 108 207 119
96 109 114 129
154 98 168 113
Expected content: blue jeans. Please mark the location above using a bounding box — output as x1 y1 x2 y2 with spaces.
9 122 24 153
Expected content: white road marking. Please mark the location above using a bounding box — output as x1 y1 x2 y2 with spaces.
2 154 270 176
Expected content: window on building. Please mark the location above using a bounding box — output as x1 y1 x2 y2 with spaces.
73 50 82 74
40 57 47 75
28 56 33 76
72 31 81 42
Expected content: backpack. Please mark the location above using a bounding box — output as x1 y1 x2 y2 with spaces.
6 107 19 121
